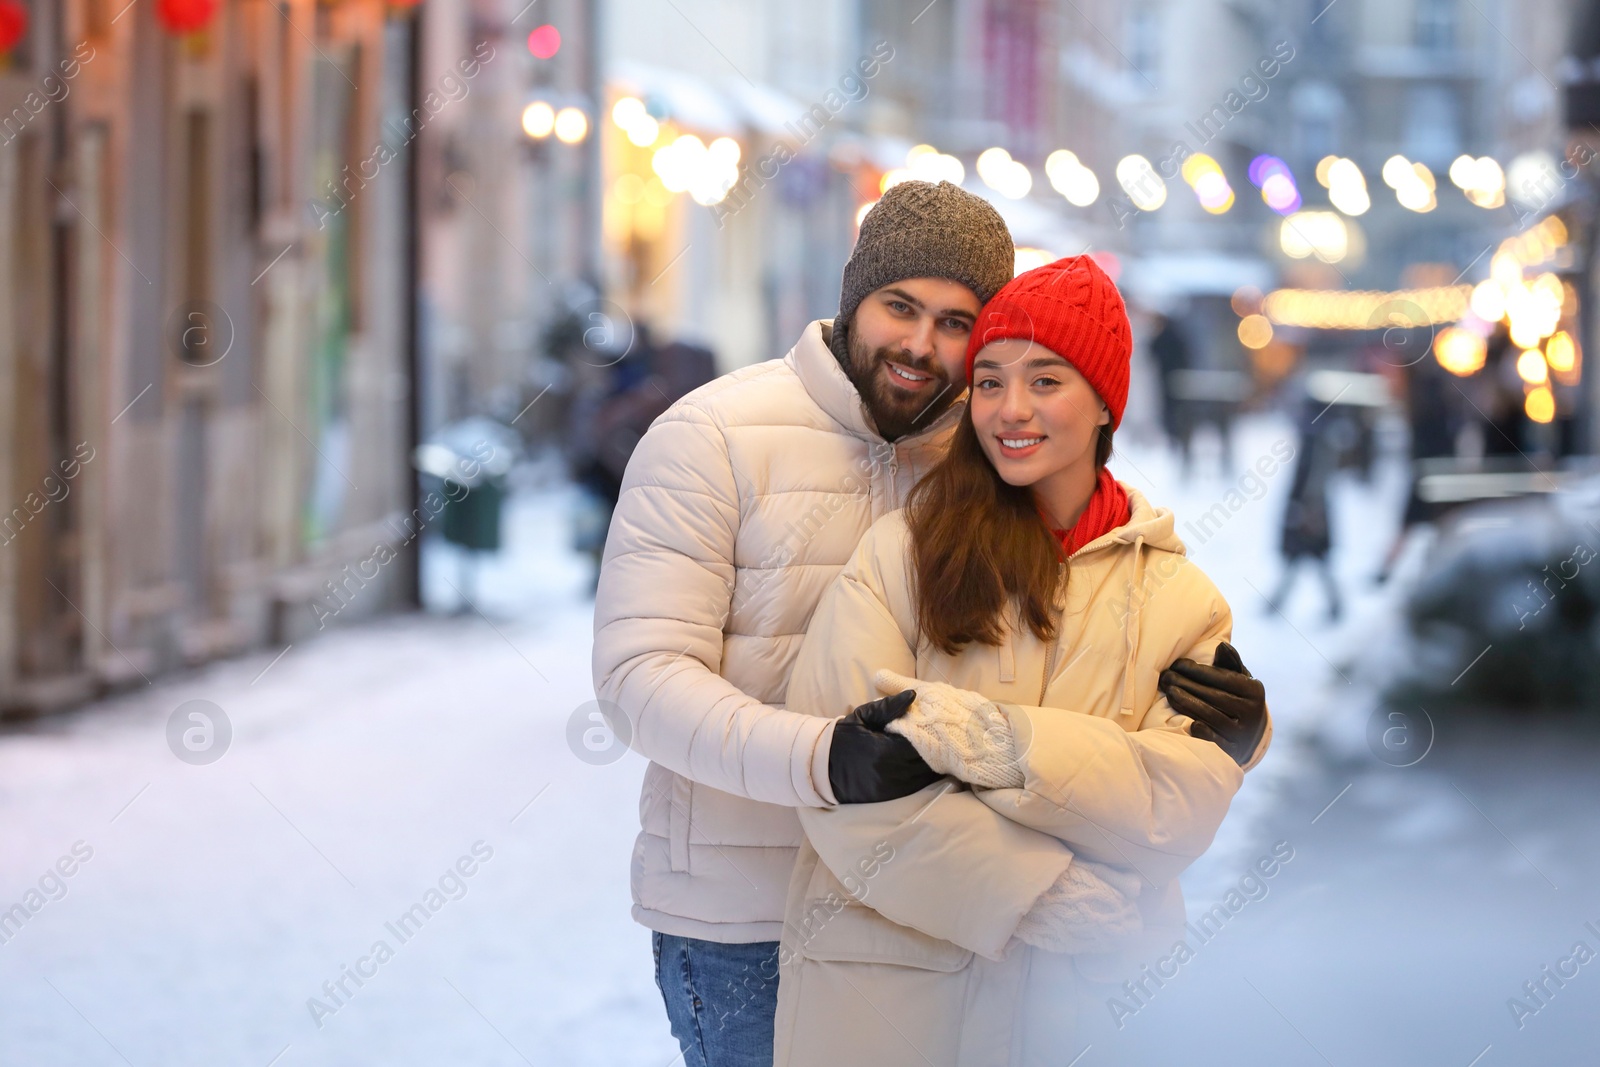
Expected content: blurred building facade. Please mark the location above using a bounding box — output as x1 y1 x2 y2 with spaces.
0 0 427 713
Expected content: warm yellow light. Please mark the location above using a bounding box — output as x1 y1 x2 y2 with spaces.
1046 150 1099 206
613 173 645 204
1547 331 1577 373
1525 385 1555 423
855 201 877 228
1237 314 1274 349
1316 155 1339 187
1014 247 1053 275
977 147 1032 199
1516 348 1549 385
554 107 589 144
1279 211 1349 263
612 97 646 129
1263 285 1473 330
625 115 659 147
880 168 912 193
1434 326 1488 376
1116 154 1166 211
1509 315 1543 350
1490 252 1521 286
521 101 555 139
907 143 937 164
1469 280 1506 322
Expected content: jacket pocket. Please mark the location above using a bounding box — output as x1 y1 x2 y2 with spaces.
668 773 692 873
797 902 974 972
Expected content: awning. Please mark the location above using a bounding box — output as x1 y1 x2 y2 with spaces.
1121 252 1275 308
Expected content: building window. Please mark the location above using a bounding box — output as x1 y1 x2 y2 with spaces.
1125 5 1160 88
1403 84 1462 164
1415 0 1458 51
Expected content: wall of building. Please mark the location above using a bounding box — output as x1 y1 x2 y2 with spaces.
0 0 423 714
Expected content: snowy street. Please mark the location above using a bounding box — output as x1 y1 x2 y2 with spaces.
3 415 1598 1065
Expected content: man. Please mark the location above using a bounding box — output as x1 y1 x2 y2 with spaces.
592 181 1268 1067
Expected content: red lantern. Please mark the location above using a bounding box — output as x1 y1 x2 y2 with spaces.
156 0 219 36
0 0 28 55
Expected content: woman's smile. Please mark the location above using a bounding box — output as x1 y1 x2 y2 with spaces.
994 433 1046 459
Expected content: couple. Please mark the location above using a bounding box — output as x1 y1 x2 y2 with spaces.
592 180 1271 1066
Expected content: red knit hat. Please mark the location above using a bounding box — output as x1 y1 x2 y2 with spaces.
964 255 1133 429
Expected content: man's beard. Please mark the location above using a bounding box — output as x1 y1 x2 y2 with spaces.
844 331 961 442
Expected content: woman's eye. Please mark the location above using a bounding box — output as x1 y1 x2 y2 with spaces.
1032 377 1060 388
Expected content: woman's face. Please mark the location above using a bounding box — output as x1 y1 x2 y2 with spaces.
968 339 1109 488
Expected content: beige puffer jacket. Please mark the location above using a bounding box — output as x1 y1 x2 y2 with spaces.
773 491 1268 1066
592 320 963 943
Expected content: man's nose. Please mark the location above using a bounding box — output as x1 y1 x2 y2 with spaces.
901 315 937 361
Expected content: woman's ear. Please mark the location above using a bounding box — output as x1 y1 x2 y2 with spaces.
1096 401 1111 426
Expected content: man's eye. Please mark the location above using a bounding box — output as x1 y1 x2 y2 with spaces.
944 318 971 332
888 300 912 313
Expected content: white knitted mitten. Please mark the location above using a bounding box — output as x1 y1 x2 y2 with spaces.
1010 859 1143 955
873 669 1025 789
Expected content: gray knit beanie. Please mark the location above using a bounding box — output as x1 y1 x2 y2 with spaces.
830 180 1015 365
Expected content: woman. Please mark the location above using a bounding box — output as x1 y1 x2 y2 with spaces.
773 256 1267 1065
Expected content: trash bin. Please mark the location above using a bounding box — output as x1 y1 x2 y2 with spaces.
412 417 519 554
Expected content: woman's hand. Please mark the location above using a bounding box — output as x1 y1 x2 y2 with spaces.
872 670 1026 790
1010 858 1143 955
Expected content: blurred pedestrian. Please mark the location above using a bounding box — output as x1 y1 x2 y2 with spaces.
1376 345 1459 584
1147 310 1190 454
1268 395 1342 623
560 319 716 581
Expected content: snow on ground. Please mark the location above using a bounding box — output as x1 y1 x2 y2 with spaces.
0 414 1400 1065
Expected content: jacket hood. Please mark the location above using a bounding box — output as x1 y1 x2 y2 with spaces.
1059 481 1185 720
1072 483 1186 559
789 319 965 447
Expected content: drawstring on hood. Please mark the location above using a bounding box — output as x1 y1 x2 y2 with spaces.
1033 484 1183 716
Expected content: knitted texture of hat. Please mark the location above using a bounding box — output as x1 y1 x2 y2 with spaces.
829 180 1014 365
964 255 1133 428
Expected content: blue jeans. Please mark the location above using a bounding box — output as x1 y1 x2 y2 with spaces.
653 932 780 1067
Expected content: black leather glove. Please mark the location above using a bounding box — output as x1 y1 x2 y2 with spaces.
1158 641 1268 767
827 689 944 804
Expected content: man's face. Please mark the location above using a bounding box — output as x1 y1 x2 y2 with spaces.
845 278 982 441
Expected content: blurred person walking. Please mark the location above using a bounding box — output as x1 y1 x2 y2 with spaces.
1267 395 1343 622
592 182 1270 1067
1147 310 1191 458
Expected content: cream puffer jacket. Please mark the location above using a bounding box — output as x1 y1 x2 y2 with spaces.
773 492 1269 1066
592 320 962 943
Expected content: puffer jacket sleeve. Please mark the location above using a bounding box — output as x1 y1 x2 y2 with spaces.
976 600 1246 887
789 516 1074 960
591 402 834 808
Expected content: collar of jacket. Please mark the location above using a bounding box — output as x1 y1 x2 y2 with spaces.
788 319 965 450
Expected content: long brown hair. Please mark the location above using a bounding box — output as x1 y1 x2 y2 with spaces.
906 407 1113 656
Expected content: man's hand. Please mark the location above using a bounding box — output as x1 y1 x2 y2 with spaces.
827 690 946 804
1158 641 1268 767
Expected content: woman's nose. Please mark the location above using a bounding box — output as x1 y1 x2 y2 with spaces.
999 380 1032 422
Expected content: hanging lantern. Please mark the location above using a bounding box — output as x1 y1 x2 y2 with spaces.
0 0 28 56
156 0 219 36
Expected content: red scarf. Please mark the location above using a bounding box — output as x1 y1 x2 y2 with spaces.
1046 467 1130 556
